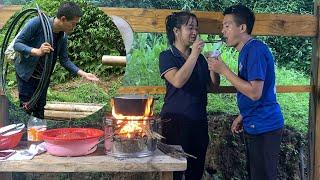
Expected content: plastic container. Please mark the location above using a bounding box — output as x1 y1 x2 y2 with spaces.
40 128 104 156
0 123 25 150
27 116 47 142
211 49 221 58
210 41 222 58
0 131 24 150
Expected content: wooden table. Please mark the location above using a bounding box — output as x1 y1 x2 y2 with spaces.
0 145 187 180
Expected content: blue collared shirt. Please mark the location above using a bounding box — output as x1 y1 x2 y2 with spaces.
14 16 79 81
237 39 284 134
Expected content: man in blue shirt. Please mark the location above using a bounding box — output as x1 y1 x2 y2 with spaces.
207 5 284 180
14 1 99 119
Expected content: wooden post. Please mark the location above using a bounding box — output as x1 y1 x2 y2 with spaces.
160 172 173 180
0 90 9 127
310 1 320 179
0 173 13 180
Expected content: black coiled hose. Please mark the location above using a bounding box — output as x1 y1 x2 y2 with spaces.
0 5 54 111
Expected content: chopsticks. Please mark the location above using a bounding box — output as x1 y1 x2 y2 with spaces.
0 123 25 136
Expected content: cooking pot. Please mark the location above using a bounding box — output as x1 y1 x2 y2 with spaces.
112 95 157 116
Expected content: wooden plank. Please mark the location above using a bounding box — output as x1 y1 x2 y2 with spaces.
118 85 312 94
0 6 317 37
311 2 320 179
101 7 317 37
118 86 166 94
253 13 316 37
276 85 312 93
0 146 187 172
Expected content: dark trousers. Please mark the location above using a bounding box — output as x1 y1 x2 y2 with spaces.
244 128 283 180
16 75 48 119
161 114 209 180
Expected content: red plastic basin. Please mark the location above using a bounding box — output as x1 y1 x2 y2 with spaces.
40 128 104 157
0 131 24 150
0 123 25 150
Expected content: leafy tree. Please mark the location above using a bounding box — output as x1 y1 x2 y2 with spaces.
1 0 126 83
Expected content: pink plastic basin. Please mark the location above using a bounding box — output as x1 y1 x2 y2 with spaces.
40 128 104 157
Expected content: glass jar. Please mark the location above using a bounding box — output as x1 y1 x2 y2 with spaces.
27 116 47 142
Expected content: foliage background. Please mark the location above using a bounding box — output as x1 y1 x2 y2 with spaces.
0 0 126 84
101 0 314 75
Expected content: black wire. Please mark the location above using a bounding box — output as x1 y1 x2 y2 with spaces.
27 6 53 109
0 6 54 111
15 13 35 36
1 9 37 92
2 12 37 96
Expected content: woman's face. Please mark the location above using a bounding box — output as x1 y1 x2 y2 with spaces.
175 17 198 46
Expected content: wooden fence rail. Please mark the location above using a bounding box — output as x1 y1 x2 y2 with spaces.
0 6 317 37
118 85 312 94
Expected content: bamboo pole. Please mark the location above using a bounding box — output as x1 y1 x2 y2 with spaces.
101 55 126 66
44 102 103 112
44 110 93 121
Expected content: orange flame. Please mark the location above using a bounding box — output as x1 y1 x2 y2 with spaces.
111 97 153 138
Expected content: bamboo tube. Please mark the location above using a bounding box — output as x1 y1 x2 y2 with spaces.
45 102 103 112
102 55 126 66
44 110 93 120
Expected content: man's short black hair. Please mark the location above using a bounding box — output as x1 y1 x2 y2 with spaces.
56 1 83 21
223 4 255 35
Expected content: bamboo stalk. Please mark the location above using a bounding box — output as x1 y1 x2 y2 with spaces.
45 102 103 112
102 55 126 66
44 110 93 120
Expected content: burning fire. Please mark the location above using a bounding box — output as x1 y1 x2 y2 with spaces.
111 97 153 138
116 120 144 138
